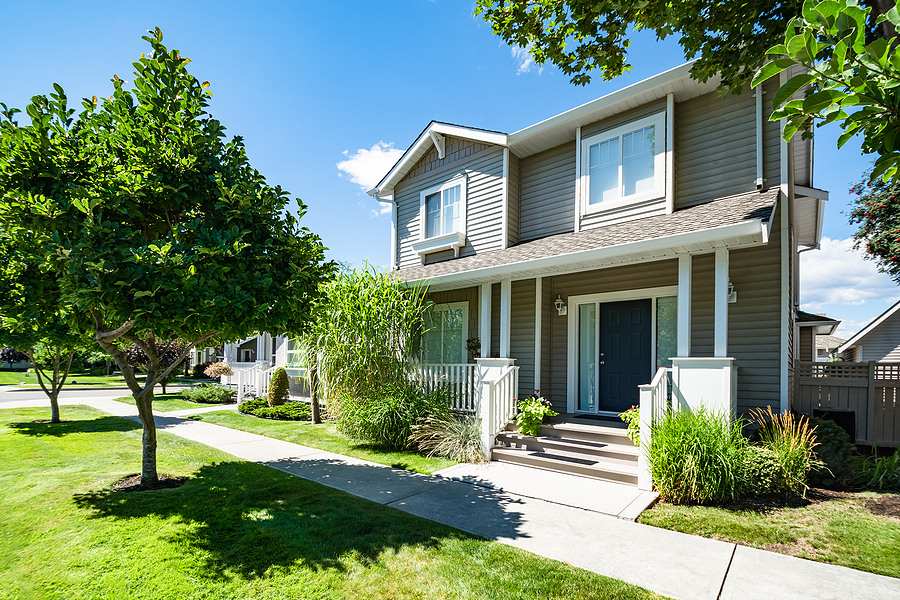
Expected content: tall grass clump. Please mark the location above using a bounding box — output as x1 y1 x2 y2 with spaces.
649 407 746 505
335 382 450 450
852 448 900 491
301 266 431 402
750 407 820 496
410 413 486 463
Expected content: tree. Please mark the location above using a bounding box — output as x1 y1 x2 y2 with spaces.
0 28 333 485
753 0 900 182
0 347 28 369
125 339 187 394
848 169 900 280
475 0 891 93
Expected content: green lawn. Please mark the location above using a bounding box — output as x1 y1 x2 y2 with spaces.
0 405 668 600
190 409 455 475
640 493 900 578
113 392 226 413
0 371 139 387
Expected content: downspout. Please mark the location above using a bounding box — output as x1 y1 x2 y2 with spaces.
755 84 764 190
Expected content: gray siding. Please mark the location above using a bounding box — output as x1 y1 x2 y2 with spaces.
511 279 536 398
508 152 520 246
406 137 492 181
799 326 814 363
548 260 679 412
395 144 505 269
676 79 782 209
542 278 553 397
491 282 500 358
519 142 576 241
858 309 900 362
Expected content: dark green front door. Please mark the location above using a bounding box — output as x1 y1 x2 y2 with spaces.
598 299 652 413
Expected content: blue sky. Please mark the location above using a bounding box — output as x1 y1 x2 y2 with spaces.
2 0 896 340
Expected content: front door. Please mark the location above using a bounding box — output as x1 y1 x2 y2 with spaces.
576 298 652 414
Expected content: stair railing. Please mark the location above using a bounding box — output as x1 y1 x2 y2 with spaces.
637 367 670 491
478 365 519 459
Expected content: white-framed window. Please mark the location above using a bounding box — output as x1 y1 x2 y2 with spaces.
581 112 665 213
422 302 468 364
412 173 468 259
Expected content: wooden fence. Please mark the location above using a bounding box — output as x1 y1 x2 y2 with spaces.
795 361 900 447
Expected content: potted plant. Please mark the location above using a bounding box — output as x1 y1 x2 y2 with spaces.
515 390 558 437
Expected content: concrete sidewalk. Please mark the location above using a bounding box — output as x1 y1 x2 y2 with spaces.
5 397 899 600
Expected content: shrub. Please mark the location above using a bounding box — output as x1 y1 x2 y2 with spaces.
181 383 235 404
204 362 234 378
649 407 746 505
515 393 558 437
619 405 640 445
807 416 853 487
335 382 450 450
239 397 312 421
267 367 290 407
739 445 784 496
192 361 212 378
852 448 900 491
410 413 486 463
751 407 820 496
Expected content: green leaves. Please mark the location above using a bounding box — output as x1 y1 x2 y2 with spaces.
754 0 900 182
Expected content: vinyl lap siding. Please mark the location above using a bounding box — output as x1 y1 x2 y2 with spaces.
858 310 900 361
519 142 576 241
508 153 521 246
511 279 536 398
406 137 492 181
395 145 504 269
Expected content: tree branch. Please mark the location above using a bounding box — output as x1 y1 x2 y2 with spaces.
94 316 136 344
143 331 219 390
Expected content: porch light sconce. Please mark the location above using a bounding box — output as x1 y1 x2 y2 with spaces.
728 280 737 304
554 295 567 316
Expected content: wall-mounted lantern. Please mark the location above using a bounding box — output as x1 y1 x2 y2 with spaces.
728 280 737 304
555 295 568 316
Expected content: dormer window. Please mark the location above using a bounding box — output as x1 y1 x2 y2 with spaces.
582 112 665 213
412 173 468 260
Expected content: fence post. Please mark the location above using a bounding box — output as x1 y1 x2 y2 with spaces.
867 360 877 444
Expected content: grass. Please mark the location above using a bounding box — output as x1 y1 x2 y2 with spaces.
190 409 457 475
0 405 669 600
113 393 223 413
639 492 900 578
0 370 142 387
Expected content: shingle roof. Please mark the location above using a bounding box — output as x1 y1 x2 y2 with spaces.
816 335 846 350
797 310 840 324
395 188 778 283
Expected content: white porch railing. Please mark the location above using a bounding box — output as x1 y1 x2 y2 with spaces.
638 367 670 491
257 365 277 399
416 363 477 412
477 363 519 458
221 363 261 402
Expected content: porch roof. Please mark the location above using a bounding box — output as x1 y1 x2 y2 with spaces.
394 188 779 291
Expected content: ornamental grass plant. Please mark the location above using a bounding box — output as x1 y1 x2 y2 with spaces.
649 407 746 505
410 413 486 463
750 406 820 496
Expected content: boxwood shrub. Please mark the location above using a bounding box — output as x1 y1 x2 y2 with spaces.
239 397 312 421
181 382 235 404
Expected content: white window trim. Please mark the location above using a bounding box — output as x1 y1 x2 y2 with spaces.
580 112 666 215
412 172 468 259
565 285 678 415
424 301 469 364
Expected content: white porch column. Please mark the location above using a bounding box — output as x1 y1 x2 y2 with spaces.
500 279 512 358
677 254 692 357
534 277 542 394
714 247 729 357
480 282 492 358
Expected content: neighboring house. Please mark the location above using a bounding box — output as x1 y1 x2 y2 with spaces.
367 62 827 488
816 335 846 361
839 299 900 362
795 310 840 362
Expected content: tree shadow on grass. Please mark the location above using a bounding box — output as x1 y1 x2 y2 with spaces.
72 459 528 581
9 416 142 437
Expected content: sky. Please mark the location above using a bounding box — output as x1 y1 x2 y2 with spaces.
1 0 896 341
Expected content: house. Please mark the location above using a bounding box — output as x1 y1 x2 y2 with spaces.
795 310 841 362
366 62 827 488
816 334 846 361
839 299 900 362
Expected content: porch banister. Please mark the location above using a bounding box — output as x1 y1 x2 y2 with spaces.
638 367 668 492
480 282 491 359
714 247 729 357
677 254 691 357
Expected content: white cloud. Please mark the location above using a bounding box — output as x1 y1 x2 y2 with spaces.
511 45 542 75
800 236 898 310
336 142 403 192
369 204 392 219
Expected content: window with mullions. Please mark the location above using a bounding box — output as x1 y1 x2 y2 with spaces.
422 302 468 364
582 112 665 212
419 175 467 240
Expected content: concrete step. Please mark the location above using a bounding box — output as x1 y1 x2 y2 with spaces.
490 447 639 486
538 420 633 446
494 432 638 466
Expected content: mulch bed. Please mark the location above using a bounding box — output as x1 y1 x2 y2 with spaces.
865 494 900 518
112 474 186 492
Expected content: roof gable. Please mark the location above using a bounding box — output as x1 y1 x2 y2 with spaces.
839 299 900 352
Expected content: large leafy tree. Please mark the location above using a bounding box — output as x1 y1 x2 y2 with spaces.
848 170 900 281
0 28 333 485
475 0 891 93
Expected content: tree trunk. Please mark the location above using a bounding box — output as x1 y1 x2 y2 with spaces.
134 386 158 485
310 359 321 424
48 391 60 423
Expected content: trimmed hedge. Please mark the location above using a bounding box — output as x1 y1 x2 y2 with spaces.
239 397 311 421
181 383 235 404
268 367 290 407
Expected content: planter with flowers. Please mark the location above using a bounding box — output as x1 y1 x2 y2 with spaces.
515 390 558 437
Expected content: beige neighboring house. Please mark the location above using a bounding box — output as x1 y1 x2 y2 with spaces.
795 310 841 362
839 299 900 362
816 334 846 361
367 62 827 489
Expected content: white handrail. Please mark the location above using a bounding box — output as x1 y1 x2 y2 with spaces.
479 365 519 458
415 363 477 412
637 367 670 491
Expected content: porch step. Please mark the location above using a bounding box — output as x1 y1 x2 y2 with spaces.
495 432 638 466
490 447 638 486
538 420 632 446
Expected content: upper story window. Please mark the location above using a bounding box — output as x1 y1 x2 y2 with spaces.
412 172 468 259
582 112 665 213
